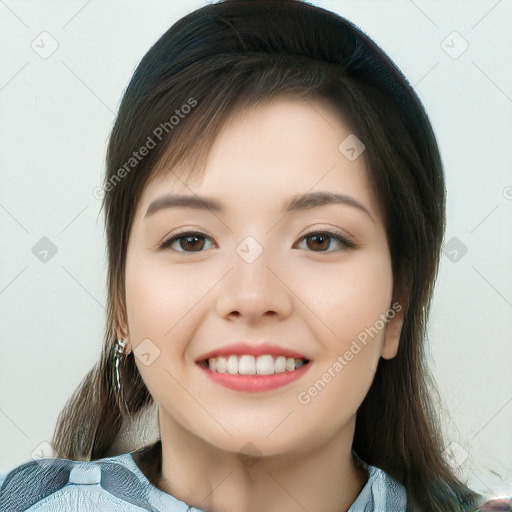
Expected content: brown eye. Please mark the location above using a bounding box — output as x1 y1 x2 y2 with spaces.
160 232 214 252
159 229 356 254
305 233 330 251
295 230 357 253
178 234 205 251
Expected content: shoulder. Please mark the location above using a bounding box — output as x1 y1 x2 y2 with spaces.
0 453 160 511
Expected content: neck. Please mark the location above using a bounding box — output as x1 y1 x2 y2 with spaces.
135 414 369 512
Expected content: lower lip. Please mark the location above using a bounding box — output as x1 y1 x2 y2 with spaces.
197 362 311 392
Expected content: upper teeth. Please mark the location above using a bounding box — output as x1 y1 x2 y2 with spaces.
207 355 306 375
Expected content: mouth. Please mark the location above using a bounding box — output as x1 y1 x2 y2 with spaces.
196 354 312 392
198 354 311 375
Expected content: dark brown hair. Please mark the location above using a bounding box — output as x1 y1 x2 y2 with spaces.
51 1 484 510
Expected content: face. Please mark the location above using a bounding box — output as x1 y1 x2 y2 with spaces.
121 96 403 458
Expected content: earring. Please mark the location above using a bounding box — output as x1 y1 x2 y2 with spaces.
115 338 128 393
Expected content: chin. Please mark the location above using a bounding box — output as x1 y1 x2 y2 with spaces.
201 428 308 460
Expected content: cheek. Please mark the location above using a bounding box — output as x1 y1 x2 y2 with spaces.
124 254 211 401
296 249 393 346
125 253 211 342
292 250 393 422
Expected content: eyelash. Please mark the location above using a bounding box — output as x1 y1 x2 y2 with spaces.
158 228 358 253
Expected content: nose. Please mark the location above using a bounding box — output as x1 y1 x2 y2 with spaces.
215 244 293 324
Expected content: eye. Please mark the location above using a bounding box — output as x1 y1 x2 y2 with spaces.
293 229 357 252
159 228 357 253
159 231 216 252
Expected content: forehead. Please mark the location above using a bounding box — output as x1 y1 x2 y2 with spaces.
135 96 378 222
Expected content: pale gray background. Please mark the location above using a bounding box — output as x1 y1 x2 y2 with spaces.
1 0 511 500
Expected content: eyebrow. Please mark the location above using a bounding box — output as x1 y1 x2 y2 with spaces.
143 191 374 222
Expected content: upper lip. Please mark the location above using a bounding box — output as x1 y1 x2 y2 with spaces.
196 342 309 362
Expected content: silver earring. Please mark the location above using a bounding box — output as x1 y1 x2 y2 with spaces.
115 338 127 393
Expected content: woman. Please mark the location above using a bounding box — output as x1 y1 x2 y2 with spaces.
1 1 506 510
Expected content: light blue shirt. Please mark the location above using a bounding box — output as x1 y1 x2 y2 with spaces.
0 450 407 511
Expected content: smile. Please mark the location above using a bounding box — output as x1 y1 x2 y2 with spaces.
197 355 311 392
201 354 309 375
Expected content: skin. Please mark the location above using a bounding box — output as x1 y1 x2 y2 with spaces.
118 95 404 512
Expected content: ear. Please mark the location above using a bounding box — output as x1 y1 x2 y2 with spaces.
381 301 405 360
